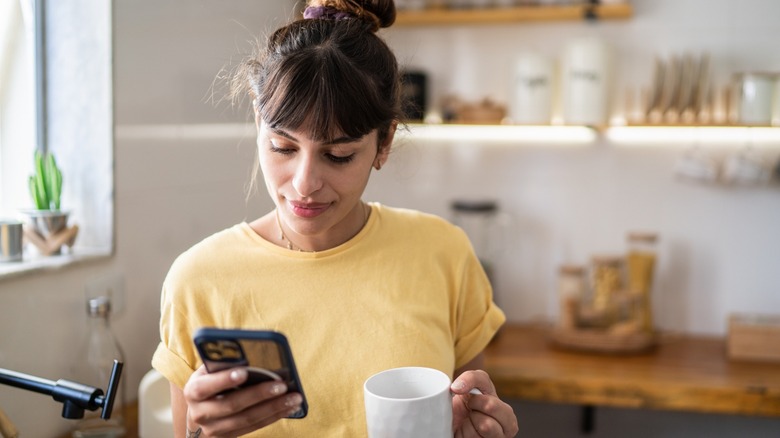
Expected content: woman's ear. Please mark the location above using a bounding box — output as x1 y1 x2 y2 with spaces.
374 122 397 170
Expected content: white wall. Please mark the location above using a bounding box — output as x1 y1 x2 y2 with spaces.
0 1 292 436
0 0 778 436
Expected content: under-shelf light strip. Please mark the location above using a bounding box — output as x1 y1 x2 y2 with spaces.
399 124 597 143
607 126 780 146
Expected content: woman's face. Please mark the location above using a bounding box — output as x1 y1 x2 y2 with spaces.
256 119 392 250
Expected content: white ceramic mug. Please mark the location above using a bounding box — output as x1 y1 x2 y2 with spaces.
364 367 452 438
722 149 771 185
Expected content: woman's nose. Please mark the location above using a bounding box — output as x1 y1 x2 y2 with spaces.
292 156 323 197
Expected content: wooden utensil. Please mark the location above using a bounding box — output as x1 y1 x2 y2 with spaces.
692 53 711 122
662 55 682 122
646 56 665 122
677 54 696 123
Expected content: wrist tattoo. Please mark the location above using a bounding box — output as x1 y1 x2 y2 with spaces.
186 426 202 438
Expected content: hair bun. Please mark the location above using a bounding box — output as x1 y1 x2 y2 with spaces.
308 0 396 31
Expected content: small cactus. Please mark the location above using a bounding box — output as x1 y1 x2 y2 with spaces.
28 150 63 210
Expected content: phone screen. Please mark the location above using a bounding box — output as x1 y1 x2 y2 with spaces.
194 328 307 418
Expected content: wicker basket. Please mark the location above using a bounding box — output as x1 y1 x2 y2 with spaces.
550 327 656 354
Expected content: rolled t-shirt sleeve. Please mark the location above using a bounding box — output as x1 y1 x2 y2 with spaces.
453 248 506 369
151 284 199 389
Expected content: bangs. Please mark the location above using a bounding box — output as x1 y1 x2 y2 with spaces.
258 44 392 142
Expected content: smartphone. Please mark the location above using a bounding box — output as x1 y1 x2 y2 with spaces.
193 327 308 418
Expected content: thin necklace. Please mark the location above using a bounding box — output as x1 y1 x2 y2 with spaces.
276 207 296 251
276 202 370 252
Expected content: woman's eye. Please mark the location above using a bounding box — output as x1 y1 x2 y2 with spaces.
270 145 294 155
326 153 355 164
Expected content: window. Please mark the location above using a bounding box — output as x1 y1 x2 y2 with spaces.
0 0 36 214
0 0 113 277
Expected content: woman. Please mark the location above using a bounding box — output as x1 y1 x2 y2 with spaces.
151 0 519 436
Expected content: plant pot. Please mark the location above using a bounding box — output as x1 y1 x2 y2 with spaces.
19 210 70 255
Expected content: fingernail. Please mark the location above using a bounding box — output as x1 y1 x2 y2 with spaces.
451 381 465 390
230 369 247 382
285 393 303 407
270 383 287 395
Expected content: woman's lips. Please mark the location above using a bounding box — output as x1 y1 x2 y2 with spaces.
289 201 330 218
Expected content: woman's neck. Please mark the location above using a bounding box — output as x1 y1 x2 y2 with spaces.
274 201 370 252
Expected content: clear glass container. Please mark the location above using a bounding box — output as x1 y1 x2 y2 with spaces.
451 200 500 289
72 296 127 438
589 255 623 326
626 232 658 333
558 264 585 329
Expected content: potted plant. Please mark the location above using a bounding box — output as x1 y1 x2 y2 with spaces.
21 150 74 255
29 150 63 210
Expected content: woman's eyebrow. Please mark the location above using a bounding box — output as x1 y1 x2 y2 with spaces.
270 127 297 141
326 136 361 145
269 127 360 145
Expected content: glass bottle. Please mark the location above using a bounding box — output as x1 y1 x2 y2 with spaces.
626 232 658 333
557 264 585 329
72 296 127 438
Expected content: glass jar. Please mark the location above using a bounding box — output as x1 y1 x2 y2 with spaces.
450 200 503 307
72 296 127 438
626 232 658 333
557 264 585 329
590 255 623 325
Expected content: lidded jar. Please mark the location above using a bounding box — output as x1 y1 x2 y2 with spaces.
560 37 613 126
450 200 502 305
626 232 658 332
451 200 499 270
590 255 624 325
557 264 585 329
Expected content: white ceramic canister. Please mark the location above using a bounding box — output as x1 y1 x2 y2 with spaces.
734 72 776 125
560 37 613 126
510 52 554 124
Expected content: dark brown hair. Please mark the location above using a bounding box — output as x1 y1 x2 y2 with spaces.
231 0 402 146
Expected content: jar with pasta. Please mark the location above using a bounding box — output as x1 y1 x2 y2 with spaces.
590 255 623 326
627 232 658 333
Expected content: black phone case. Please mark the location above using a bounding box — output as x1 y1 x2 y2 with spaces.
193 327 308 418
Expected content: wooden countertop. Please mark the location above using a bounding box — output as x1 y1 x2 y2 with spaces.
54 325 778 437
483 324 780 417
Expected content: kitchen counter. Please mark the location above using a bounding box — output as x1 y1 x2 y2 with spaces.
55 325 780 437
484 324 780 417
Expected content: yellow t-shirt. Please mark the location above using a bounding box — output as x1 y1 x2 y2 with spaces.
152 203 505 437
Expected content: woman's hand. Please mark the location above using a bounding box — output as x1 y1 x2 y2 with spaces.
178 365 303 437
450 369 518 438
